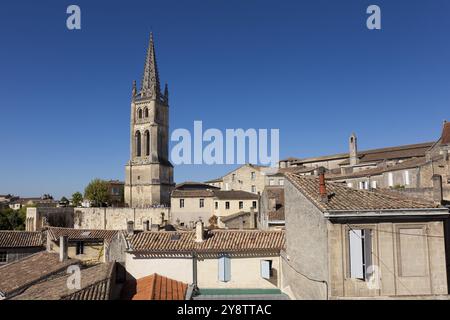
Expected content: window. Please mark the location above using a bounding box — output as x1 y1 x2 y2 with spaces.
225 183 230 191
260 260 273 279
251 172 256 180
279 179 284 186
359 181 368 190
388 172 394 187
199 199 204 208
145 131 150 156
0 251 7 263
215 202 218 210
231 174 236 182
144 108 149 118
239 201 243 210
348 228 372 280
218 255 231 282
225 202 230 210
252 201 257 209
135 131 142 157
251 185 256 193
269 179 275 186
371 180 377 189
404 170 410 185
76 242 84 255
180 199 185 208
138 109 143 119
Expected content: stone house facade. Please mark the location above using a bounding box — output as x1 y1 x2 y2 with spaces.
282 172 449 299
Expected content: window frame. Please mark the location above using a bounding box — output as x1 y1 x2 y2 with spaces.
0 251 7 263
199 198 204 208
180 199 185 208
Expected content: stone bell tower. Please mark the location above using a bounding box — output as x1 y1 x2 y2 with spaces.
125 33 174 208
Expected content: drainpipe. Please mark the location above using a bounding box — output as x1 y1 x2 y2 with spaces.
192 251 199 294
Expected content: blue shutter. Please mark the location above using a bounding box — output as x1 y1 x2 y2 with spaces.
218 255 231 282
261 260 271 279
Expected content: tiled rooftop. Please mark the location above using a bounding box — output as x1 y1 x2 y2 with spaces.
129 229 285 253
0 231 44 248
285 173 442 212
122 273 187 300
47 227 119 244
0 251 79 298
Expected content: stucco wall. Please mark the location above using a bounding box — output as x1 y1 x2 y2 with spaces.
197 256 280 289
170 197 214 227
281 179 330 300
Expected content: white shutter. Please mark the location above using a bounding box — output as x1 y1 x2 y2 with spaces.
218 255 231 282
388 172 394 187
404 171 410 185
261 260 271 279
349 229 364 279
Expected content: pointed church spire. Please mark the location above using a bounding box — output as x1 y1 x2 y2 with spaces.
140 32 161 99
164 83 169 103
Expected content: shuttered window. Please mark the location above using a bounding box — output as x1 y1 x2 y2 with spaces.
0 251 7 263
218 255 231 282
260 260 272 279
348 229 372 280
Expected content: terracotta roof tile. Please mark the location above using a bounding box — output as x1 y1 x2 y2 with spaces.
122 273 187 300
213 190 258 200
129 230 285 253
0 231 44 248
285 173 441 212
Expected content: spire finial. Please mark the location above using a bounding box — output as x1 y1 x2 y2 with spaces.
140 33 161 99
164 83 169 102
132 80 137 99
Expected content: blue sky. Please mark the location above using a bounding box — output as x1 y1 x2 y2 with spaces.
0 0 449 199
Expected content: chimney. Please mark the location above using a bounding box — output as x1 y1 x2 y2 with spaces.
349 133 358 166
59 235 68 262
432 174 443 204
250 207 256 229
144 220 150 232
318 167 328 203
195 220 204 242
127 221 134 236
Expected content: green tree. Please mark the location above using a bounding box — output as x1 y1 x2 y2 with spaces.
0 208 25 230
71 192 83 207
84 179 110 207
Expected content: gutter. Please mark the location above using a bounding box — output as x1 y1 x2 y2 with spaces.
324 207 449 218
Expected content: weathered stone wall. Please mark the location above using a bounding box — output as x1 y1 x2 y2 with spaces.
26 207 74 231
74 207 170 230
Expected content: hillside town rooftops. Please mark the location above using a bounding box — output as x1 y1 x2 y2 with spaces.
0 251 79 299
122 273 188 300
12 262 115 300
128 229 285 253
285 173 447 215
0 231 44 248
